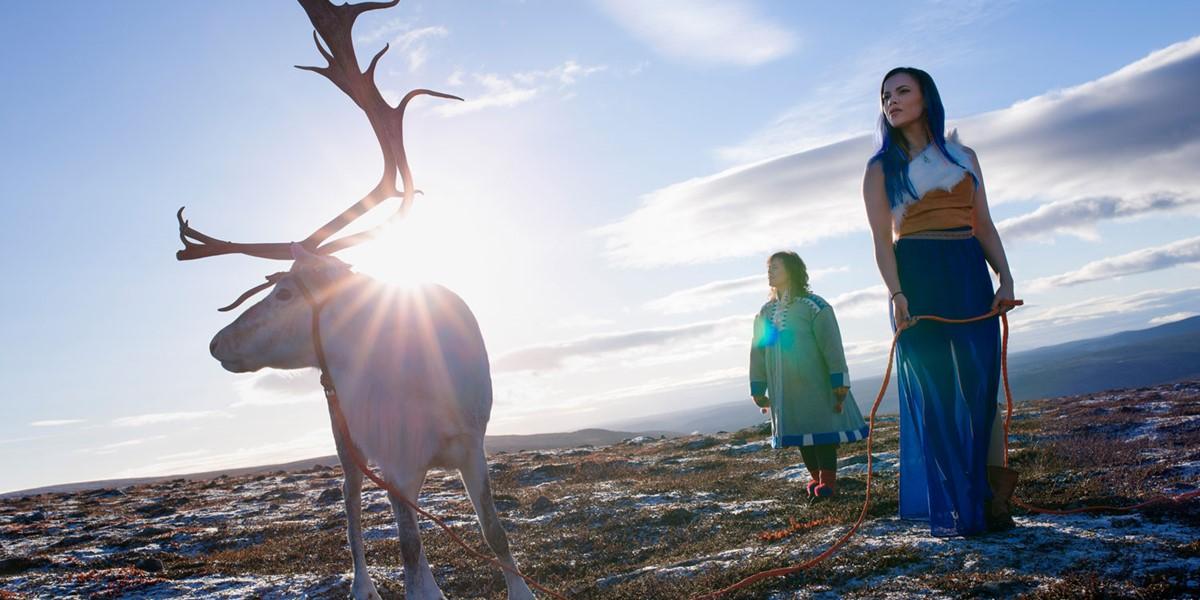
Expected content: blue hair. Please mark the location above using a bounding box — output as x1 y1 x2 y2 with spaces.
869 67 974 210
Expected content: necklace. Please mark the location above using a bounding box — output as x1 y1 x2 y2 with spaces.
910 142 933 163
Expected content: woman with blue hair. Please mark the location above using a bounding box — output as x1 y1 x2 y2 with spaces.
862 67 1018 536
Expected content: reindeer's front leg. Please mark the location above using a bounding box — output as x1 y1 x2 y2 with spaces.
336 445 381 600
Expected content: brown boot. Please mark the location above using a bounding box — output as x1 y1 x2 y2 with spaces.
986 466 1018 531
814 470 838 498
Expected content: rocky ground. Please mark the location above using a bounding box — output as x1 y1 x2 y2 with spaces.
2 381 1199 599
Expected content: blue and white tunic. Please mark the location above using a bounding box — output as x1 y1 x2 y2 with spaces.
750 293 869 448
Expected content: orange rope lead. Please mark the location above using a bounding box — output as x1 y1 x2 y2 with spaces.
692 299 1198 599
998 315 1200 513
326 397 571 600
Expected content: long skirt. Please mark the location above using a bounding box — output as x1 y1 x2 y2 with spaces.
893 231 1000 537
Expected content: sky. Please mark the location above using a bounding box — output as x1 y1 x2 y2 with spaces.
2 1 1198 494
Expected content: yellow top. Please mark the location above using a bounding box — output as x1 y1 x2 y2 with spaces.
896 175 975 237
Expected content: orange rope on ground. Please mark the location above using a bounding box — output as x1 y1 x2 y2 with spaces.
691 300 1199 599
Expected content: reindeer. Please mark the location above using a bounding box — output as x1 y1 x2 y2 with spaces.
176 2 536 598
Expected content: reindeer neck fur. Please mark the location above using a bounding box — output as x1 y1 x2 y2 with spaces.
314 278 494 468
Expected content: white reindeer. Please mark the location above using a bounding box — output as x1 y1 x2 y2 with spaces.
175 3 540 596
208 245 535 600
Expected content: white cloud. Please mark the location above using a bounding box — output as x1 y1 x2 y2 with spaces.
1149 311 1197 325
998 194 1200 240
830 285 889 319
114 428 334 479
357 18 409 45
29 419 85 427
394 26 448 71
598 36 1200 267
1010 286 1200 343
645 267 848 314
717 0 1013 164
111 411 233 428
228 369 323 408
595 0 796 67
437 60 606 117
356 20 448 73
564 367 746 406
493 315 750 373
1028 236 1200 291
81 435 169 456
646 275 762 315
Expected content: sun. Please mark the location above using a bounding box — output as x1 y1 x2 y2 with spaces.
340 197 501 294
345 215 444 287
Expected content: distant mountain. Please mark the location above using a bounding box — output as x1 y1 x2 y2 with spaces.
2 428 665 498
602 316 1200 434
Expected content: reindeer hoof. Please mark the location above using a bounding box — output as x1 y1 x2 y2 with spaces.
351 578 382 600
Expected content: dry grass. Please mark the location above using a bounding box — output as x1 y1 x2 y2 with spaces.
2 381 1197 598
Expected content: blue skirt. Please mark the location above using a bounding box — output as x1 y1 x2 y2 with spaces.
893 231 1000 537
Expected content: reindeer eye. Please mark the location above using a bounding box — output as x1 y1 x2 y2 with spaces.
276 288 294 302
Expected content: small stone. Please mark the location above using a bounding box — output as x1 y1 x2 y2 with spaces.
493 495 519 512
531 495 554 513
316 487 342 505
15 511 46 524
659 507 696 526
683 437 719 451
134 557 165 573
0 557 51 576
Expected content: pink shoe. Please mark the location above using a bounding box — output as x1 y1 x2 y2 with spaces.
814 470 838 498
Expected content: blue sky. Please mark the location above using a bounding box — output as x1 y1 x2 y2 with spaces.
2 1 1198 493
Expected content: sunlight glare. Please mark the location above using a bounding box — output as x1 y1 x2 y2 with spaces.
350 215 446 287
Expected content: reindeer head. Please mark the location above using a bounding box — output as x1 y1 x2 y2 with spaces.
176 0 461 371
209 245 353 373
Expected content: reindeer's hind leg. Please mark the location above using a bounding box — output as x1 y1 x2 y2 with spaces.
334 448 381 600
387 472 445 600
460 443 535 600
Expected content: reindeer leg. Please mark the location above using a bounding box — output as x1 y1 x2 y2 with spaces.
337 451 381 600
387 472 445 600
460 444 535 600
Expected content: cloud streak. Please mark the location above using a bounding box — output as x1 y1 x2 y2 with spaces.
1028 236 1200 291
493 315 749 373
645 267 847 314
596 0 796 67
1010 286 1200 343
30 419 85 427
356 19 448 73
111 411 233 428
598 36 1200 267
998 194 1200 240
437 60 606 117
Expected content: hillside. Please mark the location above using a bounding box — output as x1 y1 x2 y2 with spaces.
2 429 667 499
2 380 1198 598
605 315 1200 434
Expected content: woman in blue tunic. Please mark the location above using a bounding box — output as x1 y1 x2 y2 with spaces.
862 67 1018 536
750 251 869 498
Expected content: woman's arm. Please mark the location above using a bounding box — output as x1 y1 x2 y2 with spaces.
813 305 851 413
862 161 911 324
965 147 1015 312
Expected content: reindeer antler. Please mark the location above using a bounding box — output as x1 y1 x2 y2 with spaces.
176 0 462 261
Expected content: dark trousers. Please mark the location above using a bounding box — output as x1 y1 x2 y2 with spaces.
799 443 839 471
